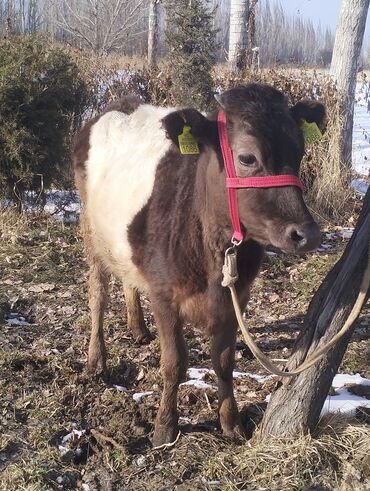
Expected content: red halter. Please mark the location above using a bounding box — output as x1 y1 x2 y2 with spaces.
217 110 304 244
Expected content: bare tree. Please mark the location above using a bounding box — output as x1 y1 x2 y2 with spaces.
148 0 159 68
54 0 146 54
246 0 258 68
330 0 369 167
228 0 249 72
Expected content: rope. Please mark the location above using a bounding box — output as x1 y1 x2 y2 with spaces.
223 244 370 378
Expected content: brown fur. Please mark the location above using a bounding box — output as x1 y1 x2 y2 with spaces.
74 84 325 446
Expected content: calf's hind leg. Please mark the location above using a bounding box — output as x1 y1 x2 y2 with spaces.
122 283 153 343
87 258 109 376
82 212 109 376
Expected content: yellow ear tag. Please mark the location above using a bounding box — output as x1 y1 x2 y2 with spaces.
178 126 200 155
300 119 322 146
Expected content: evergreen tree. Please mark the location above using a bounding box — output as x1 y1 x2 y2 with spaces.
165 0 218 110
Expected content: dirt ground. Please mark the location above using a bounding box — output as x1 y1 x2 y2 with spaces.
0 209 369 491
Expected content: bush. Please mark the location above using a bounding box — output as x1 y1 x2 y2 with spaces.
0 34 90 206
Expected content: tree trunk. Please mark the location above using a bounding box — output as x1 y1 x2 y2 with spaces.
246 0 258 68
228 0 249 73
260 188 370 438
330 0 369 167
148 0 159 69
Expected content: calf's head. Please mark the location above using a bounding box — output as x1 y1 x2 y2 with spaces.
163 84 325 253
216 84 324 253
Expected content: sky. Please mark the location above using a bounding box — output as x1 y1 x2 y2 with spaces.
278 0 370 40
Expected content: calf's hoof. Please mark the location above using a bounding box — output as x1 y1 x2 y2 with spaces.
220 406 245 441
152 423 179 448
222 423 245 442
133 328 154 345
86 355 107 379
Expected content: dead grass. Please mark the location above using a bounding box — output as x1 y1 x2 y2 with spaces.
0 206 29 244
303 94 354 222
198 414 370 491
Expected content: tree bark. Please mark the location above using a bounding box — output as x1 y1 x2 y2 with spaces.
330 0 369 167
260 188 370 438
228 0 249 73
246 0 258 68
148 0 159 69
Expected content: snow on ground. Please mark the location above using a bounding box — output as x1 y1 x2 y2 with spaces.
352 82 370 194
133 391 154 402
321 373 370 416
130 367 370 418
5 313 32 326
58 425 85 457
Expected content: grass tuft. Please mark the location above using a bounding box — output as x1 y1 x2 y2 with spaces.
200 414 370 490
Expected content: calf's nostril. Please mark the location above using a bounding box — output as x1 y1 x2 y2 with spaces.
290 229 306 245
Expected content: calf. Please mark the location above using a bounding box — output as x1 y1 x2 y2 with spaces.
74 84 325 446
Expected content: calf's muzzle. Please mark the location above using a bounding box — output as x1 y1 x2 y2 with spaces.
284 221 321 253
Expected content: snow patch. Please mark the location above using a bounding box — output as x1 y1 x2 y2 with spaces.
181 379 215 390
133 391 154 402
351 178 369 195
58 427 85 457
182 367 272 391
322 373 370 416
352 83 370 179
5 313 32 326
113 385 128 392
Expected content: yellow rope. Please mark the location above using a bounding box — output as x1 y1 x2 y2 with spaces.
224 244 370 378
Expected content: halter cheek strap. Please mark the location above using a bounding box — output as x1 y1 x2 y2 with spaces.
217 110 304 244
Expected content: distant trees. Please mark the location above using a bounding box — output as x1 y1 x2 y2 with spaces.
54 0 146 54
0 0 336 67
254 1 334 67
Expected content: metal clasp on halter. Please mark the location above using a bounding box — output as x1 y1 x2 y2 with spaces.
231 237 242 247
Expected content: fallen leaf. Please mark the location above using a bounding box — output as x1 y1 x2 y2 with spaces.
28 283 56 293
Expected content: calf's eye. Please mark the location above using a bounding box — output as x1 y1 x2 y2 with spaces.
238 154 257 166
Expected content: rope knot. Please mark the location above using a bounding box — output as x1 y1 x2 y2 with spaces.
221 247 239 287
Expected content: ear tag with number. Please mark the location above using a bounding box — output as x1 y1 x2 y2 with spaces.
300 119 322 146
178 126 200 155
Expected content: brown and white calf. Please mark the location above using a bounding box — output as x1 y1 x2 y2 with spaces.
74 84 324 446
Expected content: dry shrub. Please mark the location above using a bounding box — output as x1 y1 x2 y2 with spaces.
0 206 29 244
200 414 370 490
65 48 151 116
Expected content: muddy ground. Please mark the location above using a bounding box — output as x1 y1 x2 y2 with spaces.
0 210 369 491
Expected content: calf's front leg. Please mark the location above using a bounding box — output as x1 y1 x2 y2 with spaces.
211 321 244 438
151 298 188 447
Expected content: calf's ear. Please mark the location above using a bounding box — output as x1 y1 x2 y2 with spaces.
162 108 214 148
290 100 326 131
